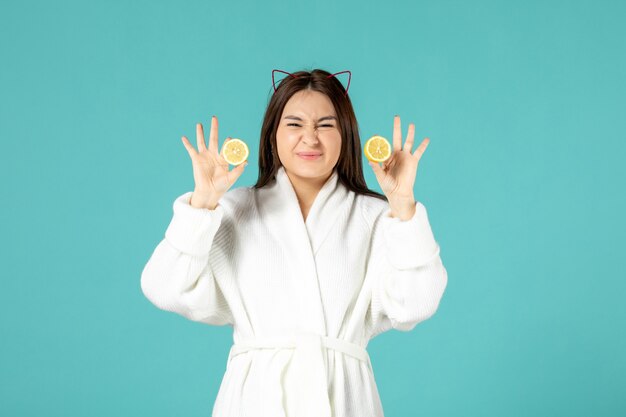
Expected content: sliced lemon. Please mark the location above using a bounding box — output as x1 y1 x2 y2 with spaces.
221 138 249 166
364 135 392 162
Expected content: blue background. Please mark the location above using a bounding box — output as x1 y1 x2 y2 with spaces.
1 0 624 415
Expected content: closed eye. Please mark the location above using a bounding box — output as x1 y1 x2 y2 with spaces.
287 123 334 127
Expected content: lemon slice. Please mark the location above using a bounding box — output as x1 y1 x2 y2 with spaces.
221 138 249 166
364 135 391 162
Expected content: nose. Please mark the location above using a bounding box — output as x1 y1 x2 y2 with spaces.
302 125 320 146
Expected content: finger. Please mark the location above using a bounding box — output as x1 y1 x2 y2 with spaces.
393 115 402 151
382 157 389 171
403 123 415 153
413 137 430 160
368 160 384 181
196 123 207 152
217 136 231 162
382 153 394 171
228 159 248 186
181 136 197 157
208 116 219 154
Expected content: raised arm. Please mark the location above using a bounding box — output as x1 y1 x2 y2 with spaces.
141 116 248 325
140 191 234 326
366 200 448 337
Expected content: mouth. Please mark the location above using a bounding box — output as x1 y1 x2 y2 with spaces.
297 152 322 160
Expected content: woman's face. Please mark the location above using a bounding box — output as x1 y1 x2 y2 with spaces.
276 89 342 183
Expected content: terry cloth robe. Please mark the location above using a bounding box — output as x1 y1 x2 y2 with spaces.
141 165 448 417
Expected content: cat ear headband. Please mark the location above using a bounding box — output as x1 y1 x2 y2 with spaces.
272 69 352 97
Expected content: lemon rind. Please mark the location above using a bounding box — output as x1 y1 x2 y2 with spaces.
364 135 391 162
221 138 249 166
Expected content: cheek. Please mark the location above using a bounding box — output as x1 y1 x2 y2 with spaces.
331 142 342 158
276 131 299 153
327 131 342 148
321 134 342 158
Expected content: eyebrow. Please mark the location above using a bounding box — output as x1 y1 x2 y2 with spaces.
283 115 337 122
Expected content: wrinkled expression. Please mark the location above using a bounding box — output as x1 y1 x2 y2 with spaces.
276 89 342 181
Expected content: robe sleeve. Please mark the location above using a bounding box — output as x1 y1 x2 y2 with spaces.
367 200 448 335
140 191 234 326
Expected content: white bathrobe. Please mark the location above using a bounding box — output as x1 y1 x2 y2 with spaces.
141 165 448 417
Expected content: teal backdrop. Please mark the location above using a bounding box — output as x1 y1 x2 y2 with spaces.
1 0 624 416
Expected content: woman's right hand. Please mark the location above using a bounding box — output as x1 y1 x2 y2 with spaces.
181 116 247 209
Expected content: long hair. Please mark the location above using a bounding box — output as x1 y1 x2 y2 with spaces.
252 68 387 202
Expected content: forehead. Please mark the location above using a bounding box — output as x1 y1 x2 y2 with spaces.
281 90 336 118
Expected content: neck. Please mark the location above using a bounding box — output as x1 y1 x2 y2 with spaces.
285 170 332 208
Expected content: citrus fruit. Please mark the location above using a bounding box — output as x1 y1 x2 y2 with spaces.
221 138 249 166
364 135 392 162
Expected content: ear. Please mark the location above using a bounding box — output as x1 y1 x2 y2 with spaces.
326 70 352 97
272 69 300 93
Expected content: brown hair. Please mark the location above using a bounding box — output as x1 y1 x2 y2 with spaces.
252 68 387 202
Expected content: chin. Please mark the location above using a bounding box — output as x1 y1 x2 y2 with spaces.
284 159 320 172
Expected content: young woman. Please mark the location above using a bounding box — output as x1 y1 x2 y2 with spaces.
141 68 448 417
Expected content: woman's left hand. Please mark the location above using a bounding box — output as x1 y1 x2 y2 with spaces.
368 115 430 207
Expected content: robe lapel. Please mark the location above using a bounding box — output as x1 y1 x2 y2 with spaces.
302 168 350 256
257 166 351 335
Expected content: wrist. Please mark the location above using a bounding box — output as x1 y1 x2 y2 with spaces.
387 195 416 220
189 191 220 210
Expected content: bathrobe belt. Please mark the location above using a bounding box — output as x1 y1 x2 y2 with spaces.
228 333 372 417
